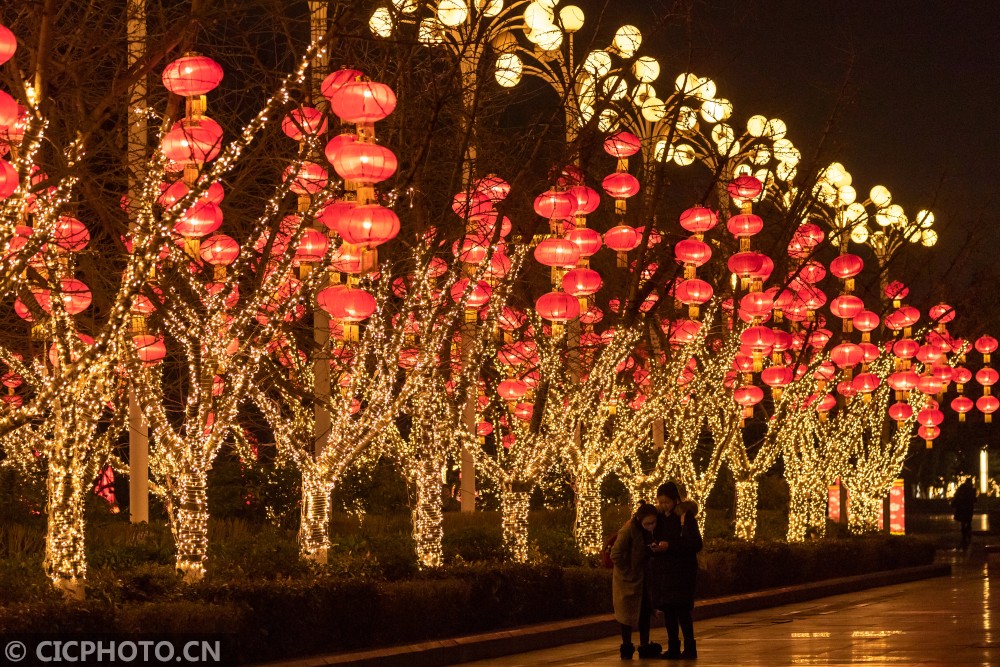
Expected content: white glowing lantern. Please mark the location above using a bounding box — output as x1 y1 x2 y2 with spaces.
559 5 585 32
843 202 868 225
773 138 798 165
676 106 698 131
438 0 469 26
674 72 700 95
524 1 555 30
632 83 656 105
633 56 660 83
495 53 523 87
654 140 669 162
582 50 612 77
915 209 934 228
370 7 394 37
712 123 734 148
673 143 696 166
602 76 627 101
419 18 445 43
695 77 717 100
850 224 870 244
776 162 796 182
492 30 518 53
750 144 771 166
598 108 619 132
747 114 768 137
613 25 642 58
700 98 731 123
394 0 419 12
640 96 665 122
921 229 938 247
869 184 892 208
764 117 787 140
480 0 504 17
824 161 848 187
528 23 563 51
837 184 857 205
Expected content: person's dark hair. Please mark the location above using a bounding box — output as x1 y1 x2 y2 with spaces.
656 482 681 503
634 502 658 522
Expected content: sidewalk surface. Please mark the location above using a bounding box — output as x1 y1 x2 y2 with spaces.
456 553 997 666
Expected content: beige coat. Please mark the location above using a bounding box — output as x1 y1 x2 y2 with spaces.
610 519 650 626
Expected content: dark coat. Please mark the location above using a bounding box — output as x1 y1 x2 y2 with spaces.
952 482 976 522
649 501 703 610
610 519 652 626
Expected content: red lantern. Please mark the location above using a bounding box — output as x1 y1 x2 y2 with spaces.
294 228 329 265
918 425 940 442
569 185 601 215
853 310 880 333
762 366 793 389
929 303 956 325
174 200 223 238
340 205 400 247
162 117 223 165
889 401 913 422
200 234 239 265
603 130 641 157
330 142 398 183
727 251 765 278
852 372 880 394
475 174 511 203
673 238 712 267
917 375 943 395
734 385 764 407
727 175 762 202
726 213 763 238
134 335 167 365
604 225 641 252
975 335 998 362
317 286 376 322
533 189 575 220
328 80 397 123
53 216 90 252
917 408 944 427
450 279 492 309
0 24 16 66
668 319 701 345
0 90 17 132
916 344 944 365
679 206 717 233
830 295 864 320
831 343 864 369
281 106 327 140
675 279 713 305
534 238 581 267
454 235 489 264
565 227 602 257
978 395 1000 423
283 162 328 195
602 172 640 199
162 54 224 96
536 291 580 322
562 268 603 297
159 179 225 208
0 158 18 198
323 132 356 164
55 279 92 315
830 254 864 279
951 396 974 421
976 367 999 387
320 68 363 102
316 200 356 235
885 280 909 302
498 379 528 401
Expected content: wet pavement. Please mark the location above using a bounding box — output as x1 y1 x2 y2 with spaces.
456 552 998 666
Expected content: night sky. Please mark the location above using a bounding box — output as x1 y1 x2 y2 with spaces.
581 0 1000 328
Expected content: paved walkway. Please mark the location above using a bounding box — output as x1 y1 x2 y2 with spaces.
456 555 997 666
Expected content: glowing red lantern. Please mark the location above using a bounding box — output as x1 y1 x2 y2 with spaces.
53 216 90 252
603 130 641 157
328 80 397 123
674 238 712 266
889 402 913 422
320 68 362 101
498 379 528 401
679 206 718 233
162 54 223 96
54 279 92 315
281 106 327 140
602 172 640 199
975 335 998 362
475 174 511 203
330 142 398 183
929 303 956 325
853 310 880 333
852 372 880 394
0 90 17 132
174 200 223 238
604 225 641 252
450 279 492 309
977 367 999 388
727 251 765 278
283 162 328 195
536 291 580 322
893 338 919 360
565 227 602 257
917 375 943 395
294 228 329 265
316 200 356 235
200 234 239 265
134 335 167 365
675 278 713 305
831 343 864 369
562 268 603 297
569 185 601 215
762 366 793 388
978 395 999 422
830 295 864 320
534 238 581 267
951 396 974 421
317 286 376 322
726 213 763 238
162 117 223 165
341 204 400 247
0 24 16 66
830 254 864 279
917 408 944 427
727 175 762 202
0 158 18 198
534 189 575 219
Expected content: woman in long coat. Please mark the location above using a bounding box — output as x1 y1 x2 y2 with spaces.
610 502 661 659
650 482 703 659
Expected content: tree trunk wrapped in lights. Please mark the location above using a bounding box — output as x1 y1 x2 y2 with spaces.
298 466 333 563
572 474 605 556
173 468 210 581
732 478 759 541
412 453 446 569
500 485 531 563
43 452 88 599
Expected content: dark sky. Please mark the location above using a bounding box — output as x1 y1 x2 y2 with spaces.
580 0 1000 327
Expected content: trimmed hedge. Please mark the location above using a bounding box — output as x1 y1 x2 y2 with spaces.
0 536 934 664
